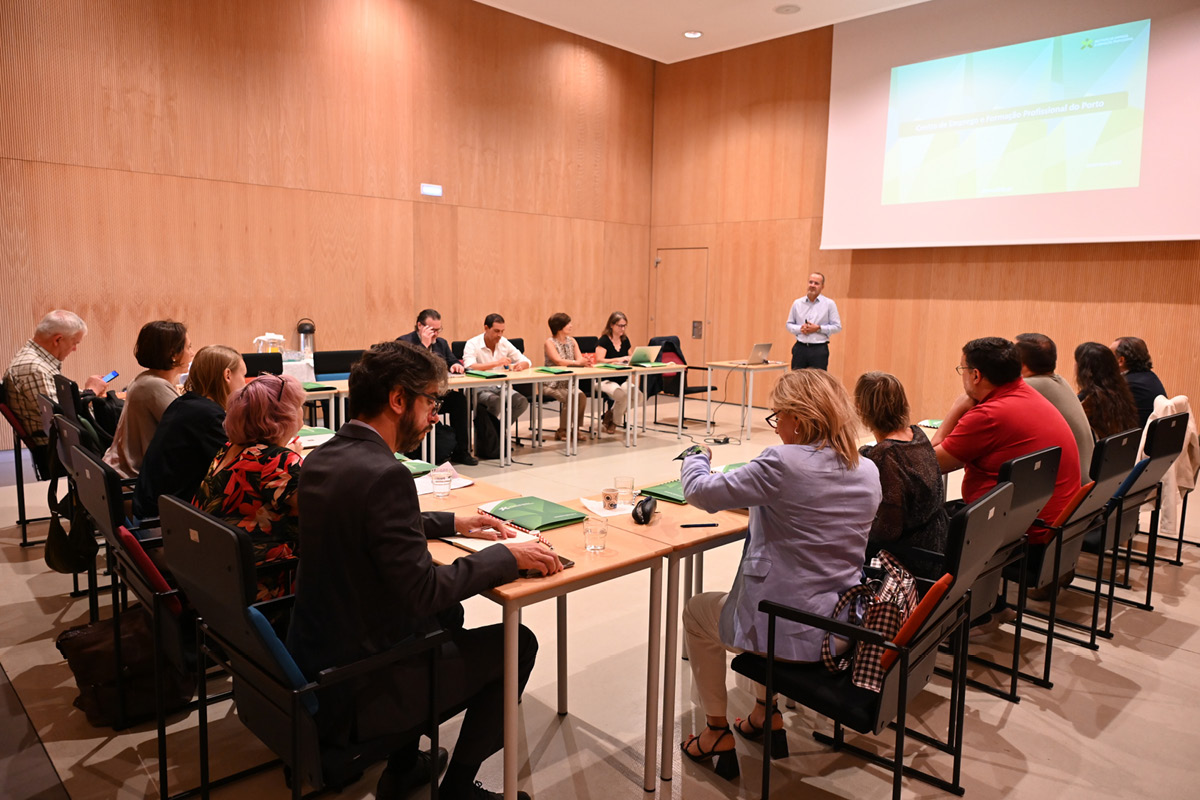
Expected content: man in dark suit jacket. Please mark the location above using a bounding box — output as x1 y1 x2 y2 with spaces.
1112 336 1168 428
397 308 478 465
289 340 560 800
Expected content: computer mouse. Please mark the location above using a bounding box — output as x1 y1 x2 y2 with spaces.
632 496 657 525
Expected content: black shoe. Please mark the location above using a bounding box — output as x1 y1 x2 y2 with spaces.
440 779 530 800
376 747 449 799
450 451 480 466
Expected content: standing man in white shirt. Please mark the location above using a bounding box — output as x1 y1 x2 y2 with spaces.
785 272 842 370
463 313 532 428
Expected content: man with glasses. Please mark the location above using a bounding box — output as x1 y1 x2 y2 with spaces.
290 340 560 800
929 337 1081 624
397 308 477 465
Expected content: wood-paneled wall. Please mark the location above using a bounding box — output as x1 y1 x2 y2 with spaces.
650 28 1200 419
0 0 654 446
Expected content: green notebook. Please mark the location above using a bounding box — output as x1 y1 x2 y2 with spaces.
394 454 435 476
480 497 586 532
595 363 633 371
303 381 337 391
535 366 571 375
466 369 507 379
639 479 687 504
633 362 670 368
298 426 334 437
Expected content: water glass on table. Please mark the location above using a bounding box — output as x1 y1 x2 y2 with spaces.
614 476 634 506
584 518 608 552
431 467 453 498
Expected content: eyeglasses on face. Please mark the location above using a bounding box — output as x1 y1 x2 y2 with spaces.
413 390 445 413
765 411 779 430
955 365 975 376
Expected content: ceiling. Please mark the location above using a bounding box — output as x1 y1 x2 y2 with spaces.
472 0 936 64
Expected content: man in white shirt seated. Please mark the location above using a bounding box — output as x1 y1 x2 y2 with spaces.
463 313 531 427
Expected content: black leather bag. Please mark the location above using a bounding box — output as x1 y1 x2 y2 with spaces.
55 607 195 729
42 423 99 575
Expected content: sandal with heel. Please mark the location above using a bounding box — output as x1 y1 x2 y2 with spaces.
733 698 789 759
681 724 740 780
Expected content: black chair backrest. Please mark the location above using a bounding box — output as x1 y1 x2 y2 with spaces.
1126 411 1189 497
53 415 85 474
997 446 1061 542
942 481 1014 608
159 496 290 684
313 349 363 378
242 352 284 377
1076 428 1142 522
509 337 525 354
450 341 466 362
70 444 126 549
35 393 57 438
649 335 686 364
575 335 598 355
53 374 81 424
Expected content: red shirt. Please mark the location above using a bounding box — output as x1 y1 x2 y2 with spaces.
942 379 1081 544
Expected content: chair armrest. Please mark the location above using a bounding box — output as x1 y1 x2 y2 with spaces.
252 594 296 615
758 599 886 646
315 629 452 687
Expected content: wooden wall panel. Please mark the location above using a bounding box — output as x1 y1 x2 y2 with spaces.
1 0 656 448
0 158 415 416
651 29 833 228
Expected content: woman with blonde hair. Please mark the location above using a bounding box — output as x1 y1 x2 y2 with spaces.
132 345 246 519
678 368 881 779
194 373 306 600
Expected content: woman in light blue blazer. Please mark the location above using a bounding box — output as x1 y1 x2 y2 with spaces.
678 368 881 779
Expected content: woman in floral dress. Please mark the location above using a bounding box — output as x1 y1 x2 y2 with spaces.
194 373 307 600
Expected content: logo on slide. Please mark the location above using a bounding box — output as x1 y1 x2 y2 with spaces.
1080 38 1094 49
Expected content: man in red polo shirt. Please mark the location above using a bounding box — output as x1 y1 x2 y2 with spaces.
931 336 1081 546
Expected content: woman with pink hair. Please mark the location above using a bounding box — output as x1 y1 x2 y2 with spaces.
194 373 306 600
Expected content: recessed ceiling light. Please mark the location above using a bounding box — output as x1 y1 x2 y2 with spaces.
683 31 703 39
775 4 802 14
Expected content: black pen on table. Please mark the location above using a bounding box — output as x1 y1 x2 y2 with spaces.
681 522 718 528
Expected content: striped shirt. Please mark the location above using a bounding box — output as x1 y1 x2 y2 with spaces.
3 340 61 445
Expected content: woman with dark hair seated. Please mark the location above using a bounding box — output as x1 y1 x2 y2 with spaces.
1075 342 1139 440
132 345 246 519
104 320 193 477
854 371 948 579
194 373 306 600
542 312 588 441
677 369 881 779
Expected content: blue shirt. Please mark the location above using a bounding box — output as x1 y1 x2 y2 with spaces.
681 445 880 661
786 294 842 344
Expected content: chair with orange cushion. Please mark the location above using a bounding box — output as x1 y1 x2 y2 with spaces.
731 481 1012 800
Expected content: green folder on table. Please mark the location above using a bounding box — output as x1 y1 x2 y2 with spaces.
466 369 507 379
595 363 633 371
394 454 435 476
639 479 687 504
535 366 571 375
480 497 586 531
632 362 670 368
303 382 337 391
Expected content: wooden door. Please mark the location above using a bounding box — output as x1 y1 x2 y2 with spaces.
651 248 709 365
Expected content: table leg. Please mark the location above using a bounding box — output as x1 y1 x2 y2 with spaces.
626 374 636 448
695 552 704 595
568 376 577 456
504 603 520 800
740 370 749 439
557 595 568 715
706 367 714 434
681 556 694 660
676 373 684 440
500 384 510 467
746 371 755 440
660 555 681 780
644 562 663 792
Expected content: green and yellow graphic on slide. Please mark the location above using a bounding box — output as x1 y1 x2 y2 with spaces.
882 19 1150 205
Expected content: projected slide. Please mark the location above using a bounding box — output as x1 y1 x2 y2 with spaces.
882 19 1150 205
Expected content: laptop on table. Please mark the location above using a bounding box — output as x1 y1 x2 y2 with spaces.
732 343 772 365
